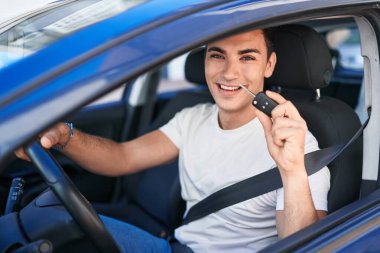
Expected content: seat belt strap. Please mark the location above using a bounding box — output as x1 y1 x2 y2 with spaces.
181 116 369 226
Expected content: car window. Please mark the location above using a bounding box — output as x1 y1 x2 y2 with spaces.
315 22 365 121
90 85 126 106
326 27 363 71
157 53 197 94
0 0 144 68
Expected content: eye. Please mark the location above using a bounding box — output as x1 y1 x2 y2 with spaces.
210 54 224 60
241 55 256 61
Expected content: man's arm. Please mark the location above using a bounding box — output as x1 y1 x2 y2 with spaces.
16 123 179 176
275 176 327 238
256 90 326 238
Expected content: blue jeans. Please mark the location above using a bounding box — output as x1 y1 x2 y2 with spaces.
101 215 171 253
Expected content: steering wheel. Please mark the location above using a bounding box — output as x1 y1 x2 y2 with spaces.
25 142 121 253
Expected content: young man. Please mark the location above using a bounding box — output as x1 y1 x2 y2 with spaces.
17 29 330 252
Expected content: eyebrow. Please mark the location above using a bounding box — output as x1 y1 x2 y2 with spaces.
207 47 225 54
238 48 261 55
207 47 261 55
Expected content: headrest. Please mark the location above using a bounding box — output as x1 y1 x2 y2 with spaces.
266 24 333 89
185 47 207 85
184 25 333 90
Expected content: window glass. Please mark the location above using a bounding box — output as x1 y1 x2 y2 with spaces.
157 53 197 95
89 86 125 106
0 0 144 68
326 27 363 70
323 25 365 121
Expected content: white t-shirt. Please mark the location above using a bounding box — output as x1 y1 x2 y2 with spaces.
160 103 330 253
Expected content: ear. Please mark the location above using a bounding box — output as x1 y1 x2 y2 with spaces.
264 52 277 78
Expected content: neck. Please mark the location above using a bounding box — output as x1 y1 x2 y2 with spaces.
218 106 257 130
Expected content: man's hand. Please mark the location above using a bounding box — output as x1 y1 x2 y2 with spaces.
15 122 71 161
256 90 322 238
256 90 307 175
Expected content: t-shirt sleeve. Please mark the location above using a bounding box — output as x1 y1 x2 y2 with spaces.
159 109 189 149
276 131 331 211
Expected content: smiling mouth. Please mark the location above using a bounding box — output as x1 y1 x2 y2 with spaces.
217 83 242 91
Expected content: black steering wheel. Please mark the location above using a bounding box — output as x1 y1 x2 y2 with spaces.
25 142 121 253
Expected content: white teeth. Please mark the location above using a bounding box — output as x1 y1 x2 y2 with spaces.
220 84 240 91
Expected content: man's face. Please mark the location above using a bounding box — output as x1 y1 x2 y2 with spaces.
205 29 276 115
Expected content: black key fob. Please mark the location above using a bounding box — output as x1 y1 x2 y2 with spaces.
252 92 278 117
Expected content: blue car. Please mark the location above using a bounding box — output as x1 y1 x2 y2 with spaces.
0 0 379 252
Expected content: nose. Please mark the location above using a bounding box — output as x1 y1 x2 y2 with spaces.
222 59 239 81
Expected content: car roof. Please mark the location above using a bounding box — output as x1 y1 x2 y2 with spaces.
0 0 376 165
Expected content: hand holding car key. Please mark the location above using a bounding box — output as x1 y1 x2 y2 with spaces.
239 84 278 117
243 84 308 175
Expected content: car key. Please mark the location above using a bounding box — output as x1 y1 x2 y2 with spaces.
239 84 278 117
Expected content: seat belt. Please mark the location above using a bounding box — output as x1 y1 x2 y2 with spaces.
181 115 370 226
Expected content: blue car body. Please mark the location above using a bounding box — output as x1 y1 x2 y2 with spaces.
1 0 380 252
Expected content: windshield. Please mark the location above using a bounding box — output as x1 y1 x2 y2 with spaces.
0 0 144 68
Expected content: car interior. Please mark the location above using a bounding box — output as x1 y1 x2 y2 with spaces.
0 16 367 251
